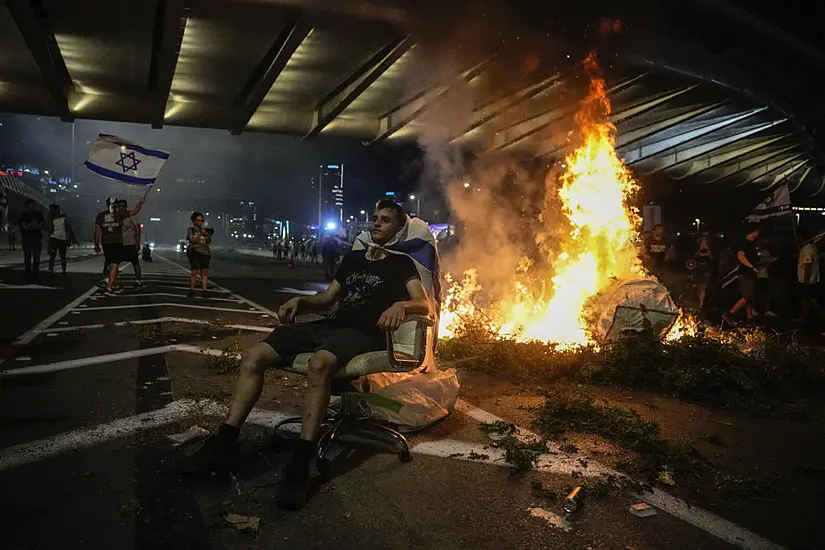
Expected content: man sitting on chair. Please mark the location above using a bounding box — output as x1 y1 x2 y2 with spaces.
185 200 431 510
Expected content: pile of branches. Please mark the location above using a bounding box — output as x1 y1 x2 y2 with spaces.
438 321 825 414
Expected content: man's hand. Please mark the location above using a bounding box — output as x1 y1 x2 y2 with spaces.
94 243 101 253
378 302 406 331
278 297 301 323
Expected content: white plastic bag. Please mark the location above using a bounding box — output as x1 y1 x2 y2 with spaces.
355 369 461 432
589 278 679 343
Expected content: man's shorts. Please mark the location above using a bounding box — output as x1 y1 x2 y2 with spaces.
264 321 384 367
739 272 756 303
102 242 123 264
188 250 210 270
122 245 139 264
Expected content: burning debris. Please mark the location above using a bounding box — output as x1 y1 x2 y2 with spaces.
440 53 696 346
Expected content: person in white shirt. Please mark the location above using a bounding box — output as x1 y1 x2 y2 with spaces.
47 203 74 276
798 232 822 323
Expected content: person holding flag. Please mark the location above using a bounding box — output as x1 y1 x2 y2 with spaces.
94 198 146 295
83 134 168 294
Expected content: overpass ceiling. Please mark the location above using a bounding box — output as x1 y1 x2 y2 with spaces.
1 0 824 196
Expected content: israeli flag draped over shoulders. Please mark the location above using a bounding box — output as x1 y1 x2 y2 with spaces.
84 134 170 185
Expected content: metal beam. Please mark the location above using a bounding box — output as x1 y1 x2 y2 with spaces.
809 173 825 197
622 107 767 165
148 0 188 129
647 119 787 176
706 144 800 183
492 75 648 153
670 134 789 179
617 33 825 175
610 85 698 124
304 35 414 138
762 161 808 191
790 165 813 193
230 16 312 135
734 154 806 187
449 74 562 144
615 103 725 151
369 53 496 144
5 0 73 121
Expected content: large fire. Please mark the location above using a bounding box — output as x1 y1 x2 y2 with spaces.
440 54 695 345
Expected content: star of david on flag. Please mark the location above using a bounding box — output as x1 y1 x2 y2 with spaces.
115 151 141 173
84 134 169 185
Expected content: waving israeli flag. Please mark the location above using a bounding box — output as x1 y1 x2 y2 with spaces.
84 134 170 185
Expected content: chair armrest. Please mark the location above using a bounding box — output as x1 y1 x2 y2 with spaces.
384 314 433 369
405 313 435 326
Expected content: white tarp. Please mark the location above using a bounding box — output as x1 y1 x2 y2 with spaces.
588 278 679 343
354 369 460 433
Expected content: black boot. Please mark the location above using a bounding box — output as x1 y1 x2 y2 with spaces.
275 439 314 510
275 462 311 510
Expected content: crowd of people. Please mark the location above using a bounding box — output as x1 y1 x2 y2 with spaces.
641 222 824 333
270 235 347 281
9 199 80 278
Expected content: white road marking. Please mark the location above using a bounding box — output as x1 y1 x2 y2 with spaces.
1 258 785 549
453 400 785 550
47 317 272 334
0 344 226 377
0 399 217 472
12 284 100 345
0 281 60 290
70 302 265 314
139 284 231 293
96 292 242 303
157 254 278 316
275 287 318 296
0 397 787 550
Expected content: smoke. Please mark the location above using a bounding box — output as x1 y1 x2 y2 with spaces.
402 1 587 297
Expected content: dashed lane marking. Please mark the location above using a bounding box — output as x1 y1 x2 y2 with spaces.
156 254 278 317
93 292 243 303
11 284 101 346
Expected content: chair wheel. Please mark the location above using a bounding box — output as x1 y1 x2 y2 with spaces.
270 432 292 452
399 449 413 463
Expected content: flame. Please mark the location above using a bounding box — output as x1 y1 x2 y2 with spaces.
665 311 699 340
441 53 685 346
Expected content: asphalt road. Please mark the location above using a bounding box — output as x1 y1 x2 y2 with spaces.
0 248 786 550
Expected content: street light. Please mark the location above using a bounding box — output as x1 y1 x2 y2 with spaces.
694 218 701 232
409 194 420 215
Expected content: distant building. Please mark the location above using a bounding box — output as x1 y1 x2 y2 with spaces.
316 164 344 230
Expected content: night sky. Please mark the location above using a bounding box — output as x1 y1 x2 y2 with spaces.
0 113 422 225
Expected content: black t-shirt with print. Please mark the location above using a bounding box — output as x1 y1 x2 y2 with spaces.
18 210 45 239
329 250 420 337
738 238 759 275
95 209 130 245
644 235 670 267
